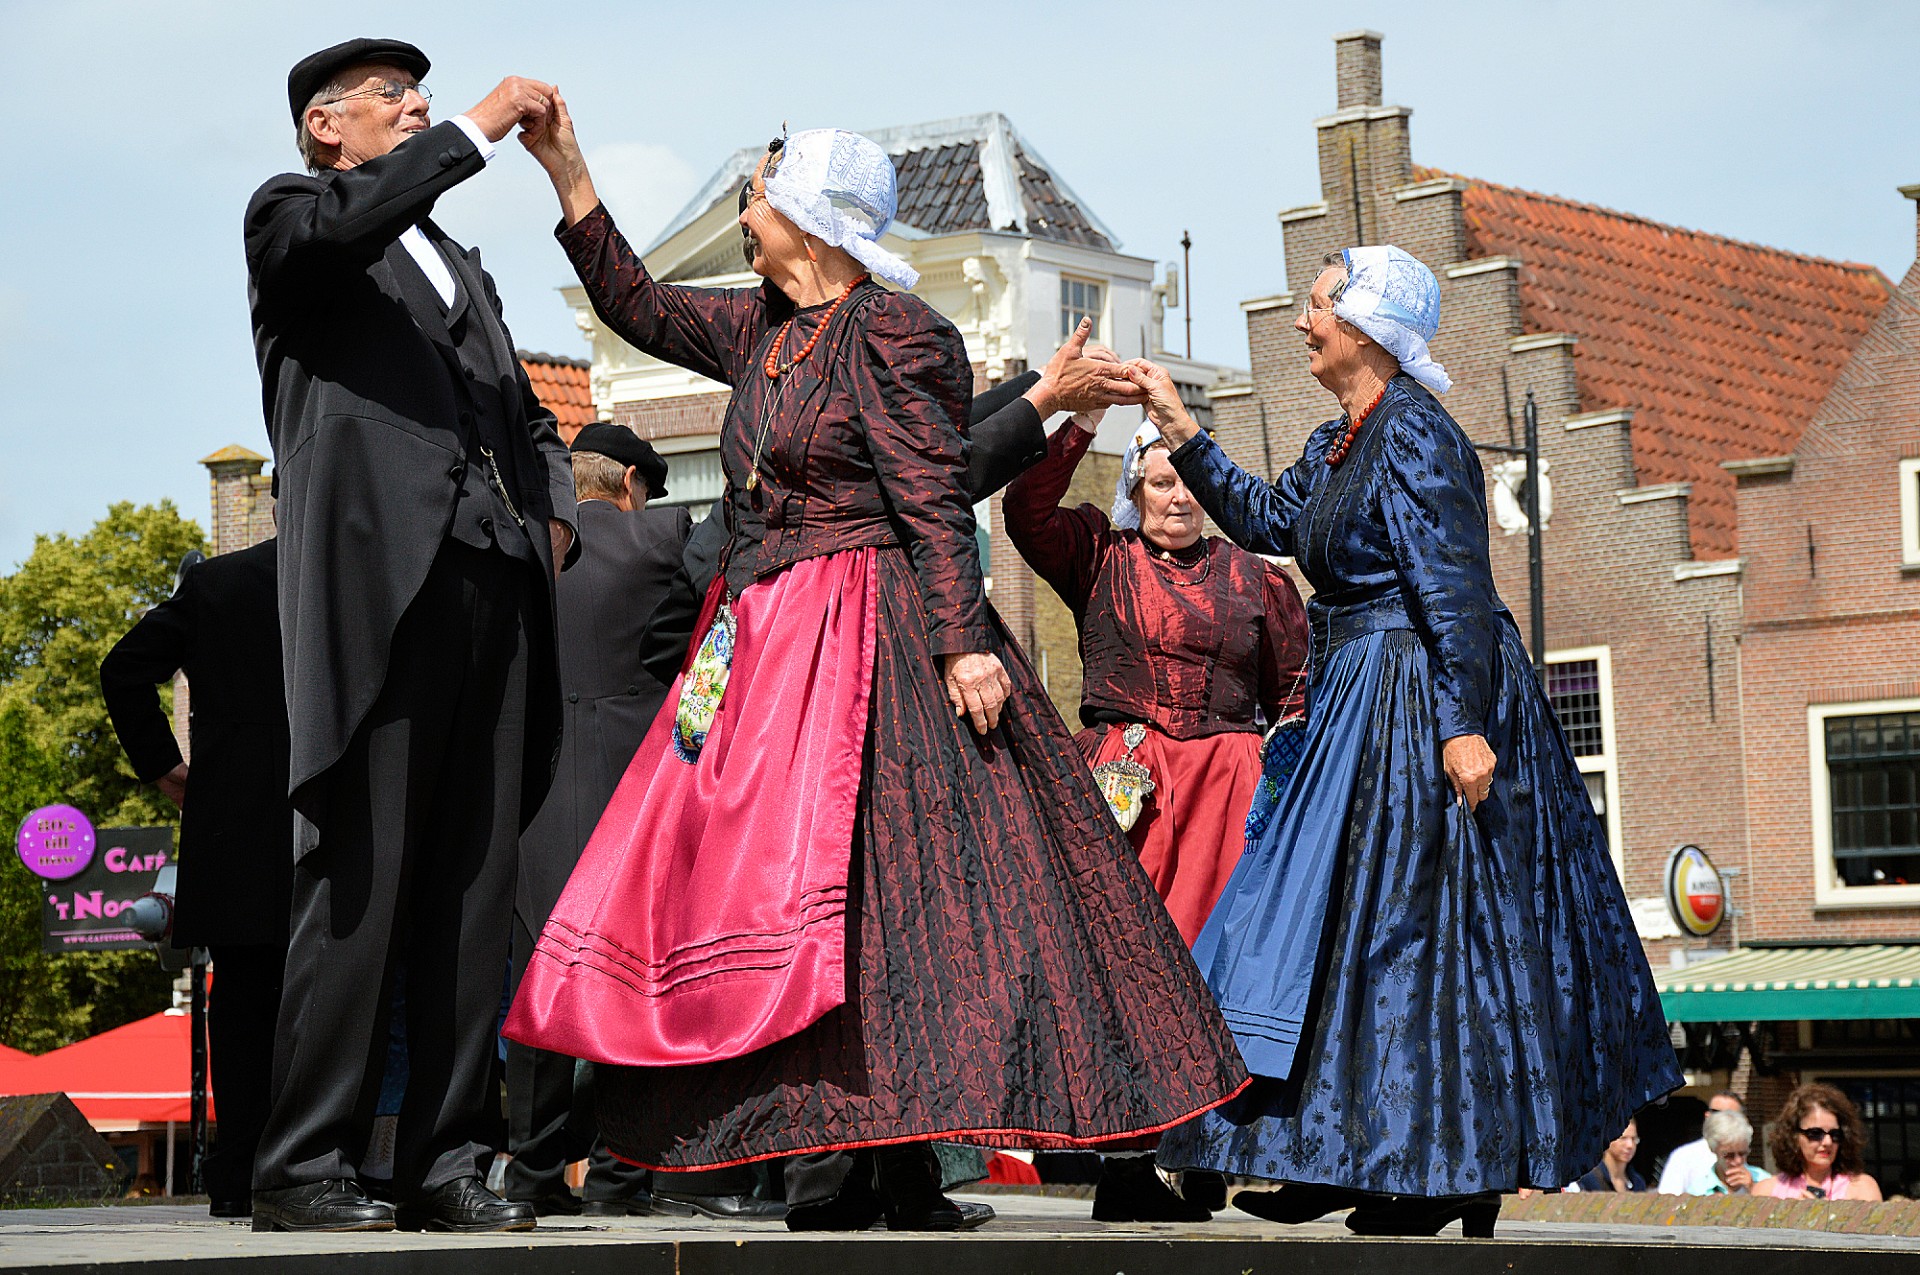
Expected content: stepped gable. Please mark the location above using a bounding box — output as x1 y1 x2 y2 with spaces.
519 351 595 431
1422 168 1891 559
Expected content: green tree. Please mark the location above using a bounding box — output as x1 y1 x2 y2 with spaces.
0 502 206 1051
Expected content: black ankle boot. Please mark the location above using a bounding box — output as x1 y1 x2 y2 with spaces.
874 1145 986 1231
1181 1170 1228 1212
1091 1156 1211 1223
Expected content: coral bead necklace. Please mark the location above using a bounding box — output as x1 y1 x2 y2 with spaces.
745 273 869 491
763 273 869 379
1325 383 1389 468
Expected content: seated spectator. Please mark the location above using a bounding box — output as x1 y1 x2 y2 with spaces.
1763 1083 1882 1202
1683 1109 1772 1196
1571 1119 1646 1192
1656 1090 1743 1193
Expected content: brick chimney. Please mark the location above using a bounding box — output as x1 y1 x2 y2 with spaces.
1317 30 1412 249
1900 182 1920 262
199 445 274 556
1334 29 1383 109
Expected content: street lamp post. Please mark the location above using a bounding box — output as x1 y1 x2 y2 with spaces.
1474 391 1547 683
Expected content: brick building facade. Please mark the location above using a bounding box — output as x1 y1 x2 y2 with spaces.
1218 30 1891 970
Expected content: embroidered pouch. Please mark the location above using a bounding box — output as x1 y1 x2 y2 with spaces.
1245 714 1306 842
1092 723 1156 831
672 601 736 763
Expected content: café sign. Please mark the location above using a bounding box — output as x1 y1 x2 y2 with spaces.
1665 843 1726 938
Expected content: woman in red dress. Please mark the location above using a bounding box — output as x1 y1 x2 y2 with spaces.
504 102 1249 1231
1006 412 1309 1219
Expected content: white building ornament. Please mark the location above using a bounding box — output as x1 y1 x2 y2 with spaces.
1492 457 1552 535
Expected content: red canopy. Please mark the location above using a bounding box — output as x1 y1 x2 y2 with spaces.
0 1011 211 1123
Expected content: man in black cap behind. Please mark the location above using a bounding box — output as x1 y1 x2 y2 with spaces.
246 38 575 1233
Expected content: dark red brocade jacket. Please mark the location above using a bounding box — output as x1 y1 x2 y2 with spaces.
557 205 990 657
1006 423 1309 738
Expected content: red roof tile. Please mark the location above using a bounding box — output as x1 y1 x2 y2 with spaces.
518 350 596 430
1424 170 1891 559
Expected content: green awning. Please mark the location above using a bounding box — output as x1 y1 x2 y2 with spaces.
1658 944 1920 1022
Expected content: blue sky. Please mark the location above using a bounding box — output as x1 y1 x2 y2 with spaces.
3 0 1916 568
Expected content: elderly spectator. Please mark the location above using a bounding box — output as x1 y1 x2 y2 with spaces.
1764 1084 1882 1201
1571 1120 1647 1193
1656 1090 1743 1194
1682 1109 1772 1195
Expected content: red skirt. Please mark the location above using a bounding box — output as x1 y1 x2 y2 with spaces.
1075 726 1263 945
514 545 1249 1170
506 549 877 1065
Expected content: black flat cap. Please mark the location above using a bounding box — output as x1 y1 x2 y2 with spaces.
288 38 430 123
572 423 670 498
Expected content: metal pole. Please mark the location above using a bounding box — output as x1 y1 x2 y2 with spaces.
190 949 208 1195
1180 230 1193 359
1524 392 1546 683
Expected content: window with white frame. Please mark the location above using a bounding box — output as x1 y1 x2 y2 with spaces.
1060 277 1103 341
1813 704 1920 891
652 446 722 520
1901 458 1920 567
1546 647 1623 872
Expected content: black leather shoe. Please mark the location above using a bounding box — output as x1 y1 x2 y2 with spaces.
580 1194 653 1217
1092 1156 1211 1223
251 1180 394 1233
874 1145 984 1232
784 1195 882 1231
1345 1192 1500 1238
514 1190 583 1217
955 1199 995 1229
653 1191 788 1221
209 1197 251 1219
395 1176 536 1233
1234 1183 1362 1224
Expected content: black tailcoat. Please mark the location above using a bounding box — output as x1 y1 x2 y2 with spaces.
243 120 577 836
99 538 291 947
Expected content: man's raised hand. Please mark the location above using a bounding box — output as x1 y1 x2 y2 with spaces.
464 76 555 143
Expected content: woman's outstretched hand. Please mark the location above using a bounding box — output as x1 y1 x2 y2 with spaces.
1120 359 1200 447
1443 734 1497 812
943 651 1014 735
518 88 598 226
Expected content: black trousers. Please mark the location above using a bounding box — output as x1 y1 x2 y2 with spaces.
505 915 652 1203
254 541 531 1194
202 943 286 1204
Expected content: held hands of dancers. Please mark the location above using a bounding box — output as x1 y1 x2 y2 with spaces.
1027 318 1145 421
464 77 558 143
516 88 600 227
1120 359 1202 449
944 651 1014 735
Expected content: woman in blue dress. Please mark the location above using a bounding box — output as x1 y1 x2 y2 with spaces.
1126 247 1681 1237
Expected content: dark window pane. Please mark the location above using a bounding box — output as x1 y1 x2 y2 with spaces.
1546 658 1606 757
1827 711 1920 880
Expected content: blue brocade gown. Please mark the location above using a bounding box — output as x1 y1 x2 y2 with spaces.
1155 377 1681 1196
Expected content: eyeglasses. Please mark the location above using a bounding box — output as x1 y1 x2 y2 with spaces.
324 80 431 107
1300 301 1337 321
1798 1127 1844 1144
1718 1148 1749 1161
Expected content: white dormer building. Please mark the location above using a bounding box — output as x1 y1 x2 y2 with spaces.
561 113 1244 707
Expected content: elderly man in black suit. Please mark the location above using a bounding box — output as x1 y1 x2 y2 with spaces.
505 426 707 1217
101 538 291 1220
244 38 576 1234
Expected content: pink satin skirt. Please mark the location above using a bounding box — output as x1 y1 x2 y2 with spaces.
504 548 877 1066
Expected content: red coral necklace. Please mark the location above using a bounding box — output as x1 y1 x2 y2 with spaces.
1325 383 1389 468
745 274 869 491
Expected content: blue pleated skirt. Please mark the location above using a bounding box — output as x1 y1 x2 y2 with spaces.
1157 621 1681 1194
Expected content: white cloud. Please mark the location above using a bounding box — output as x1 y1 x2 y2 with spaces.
587 141 703 248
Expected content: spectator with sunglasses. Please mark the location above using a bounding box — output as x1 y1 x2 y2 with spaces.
1764 1083 1882 1201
